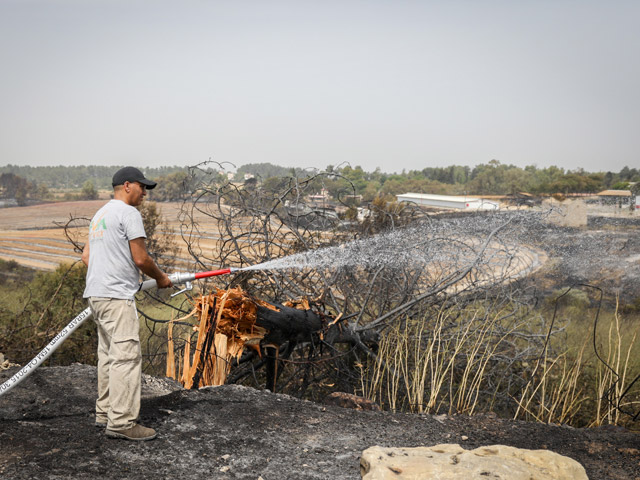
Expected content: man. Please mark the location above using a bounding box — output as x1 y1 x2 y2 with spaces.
82 166 172 441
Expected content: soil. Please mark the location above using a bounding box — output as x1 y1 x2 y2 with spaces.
1 365 639 479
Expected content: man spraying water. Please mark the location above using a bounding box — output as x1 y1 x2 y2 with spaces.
81 167 173 441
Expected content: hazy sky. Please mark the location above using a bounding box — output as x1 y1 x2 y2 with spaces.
1 0 638 173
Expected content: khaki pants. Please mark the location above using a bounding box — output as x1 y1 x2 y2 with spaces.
88 297 141 431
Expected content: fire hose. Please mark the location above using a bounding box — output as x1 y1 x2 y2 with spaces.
0 267 238 397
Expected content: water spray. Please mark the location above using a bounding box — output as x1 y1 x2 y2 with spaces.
0 267 239 398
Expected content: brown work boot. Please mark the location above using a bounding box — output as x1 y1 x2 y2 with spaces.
105 423 157 441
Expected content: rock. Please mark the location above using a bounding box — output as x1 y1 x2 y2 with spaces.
542 198 587 227
324 392 381 411
360 444 588 479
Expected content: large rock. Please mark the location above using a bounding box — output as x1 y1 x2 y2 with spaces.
360 444 588 479
542 198 587 227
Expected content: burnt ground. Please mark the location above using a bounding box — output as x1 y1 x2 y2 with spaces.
1 365 639 479
519 215 640 304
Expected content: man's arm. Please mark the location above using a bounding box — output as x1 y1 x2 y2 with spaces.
81 241 90 267
129 237 173 289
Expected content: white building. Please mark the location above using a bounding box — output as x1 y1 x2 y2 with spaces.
396 193 499 210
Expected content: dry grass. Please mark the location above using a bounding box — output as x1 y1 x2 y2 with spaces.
591 301 639 427
360 303 518 415
361 299 640 428
513 343 588 425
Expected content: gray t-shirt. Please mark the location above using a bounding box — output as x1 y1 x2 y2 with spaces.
83 199 147 299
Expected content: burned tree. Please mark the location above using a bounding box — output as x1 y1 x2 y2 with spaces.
143 161 558 413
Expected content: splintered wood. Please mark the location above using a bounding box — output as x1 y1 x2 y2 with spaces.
167 287 269 389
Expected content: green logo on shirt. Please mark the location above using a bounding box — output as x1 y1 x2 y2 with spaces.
89 213 107 240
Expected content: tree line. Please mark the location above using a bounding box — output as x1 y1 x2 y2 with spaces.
0 165 186 190
233 161 639 205
0 173 101 204
1 162 638 204
322 161 638 200
0 173 50 205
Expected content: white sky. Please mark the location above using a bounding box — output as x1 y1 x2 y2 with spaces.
1 0 638 173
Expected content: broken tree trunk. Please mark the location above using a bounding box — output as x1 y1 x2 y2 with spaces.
256 303 323 344
167 287 330 391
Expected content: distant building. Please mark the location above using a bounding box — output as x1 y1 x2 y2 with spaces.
596 190 631 206
342 194 363 206
396 193 499 210
307 188 330 206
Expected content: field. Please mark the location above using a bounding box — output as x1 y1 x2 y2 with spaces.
0 200 222 271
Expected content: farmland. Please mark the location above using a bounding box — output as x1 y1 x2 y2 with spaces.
0 200 222 271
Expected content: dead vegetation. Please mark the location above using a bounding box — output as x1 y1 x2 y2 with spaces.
169 288 268 388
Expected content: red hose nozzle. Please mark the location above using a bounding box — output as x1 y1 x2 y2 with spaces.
194 268 235 279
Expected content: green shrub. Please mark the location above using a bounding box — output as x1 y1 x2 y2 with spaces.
0 262 96 367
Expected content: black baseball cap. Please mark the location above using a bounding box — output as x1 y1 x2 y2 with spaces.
112 167 157 190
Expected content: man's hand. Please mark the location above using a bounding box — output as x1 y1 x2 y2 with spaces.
156 272 173 289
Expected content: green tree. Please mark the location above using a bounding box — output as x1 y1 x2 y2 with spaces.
137 201 178 272
362 181 381 202
237 162 300 180
15 184 27 205
149 171 190 202
611 181 630 190
0 262 95 366
80 180 98 200
339 165 368 194
547 173 601 194
503 168 534 194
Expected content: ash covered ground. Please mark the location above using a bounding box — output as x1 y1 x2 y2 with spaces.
542 216 640 300
1 365 639 479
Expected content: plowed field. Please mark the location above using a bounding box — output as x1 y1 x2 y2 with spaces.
0 200 220 271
